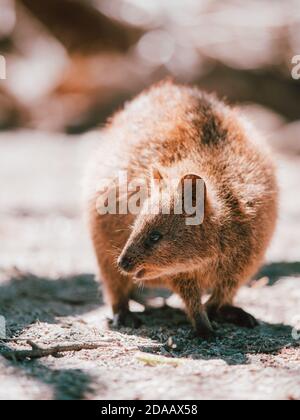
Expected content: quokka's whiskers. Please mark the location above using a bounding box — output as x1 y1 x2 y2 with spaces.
114 228 129 233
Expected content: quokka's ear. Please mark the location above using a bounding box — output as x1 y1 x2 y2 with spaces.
151 167 164 182
150 167 166 190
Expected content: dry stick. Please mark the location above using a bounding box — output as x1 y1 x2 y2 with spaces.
0 337 115 343
0 340 112 361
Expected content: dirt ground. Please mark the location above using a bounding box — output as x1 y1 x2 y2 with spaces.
0 130 299 400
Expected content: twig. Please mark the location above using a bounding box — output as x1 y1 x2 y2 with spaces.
0 338 33 343
136 352 183 367
0 340 111 361
0 337 114 343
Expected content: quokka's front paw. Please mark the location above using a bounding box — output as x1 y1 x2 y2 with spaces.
109 309 142 329
207 305 259 329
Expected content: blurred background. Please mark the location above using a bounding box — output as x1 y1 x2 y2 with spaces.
0 0 300 274
1 0 300 134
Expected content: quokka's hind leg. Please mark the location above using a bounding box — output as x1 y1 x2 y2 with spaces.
208 305 258 329
172 278 215 339
206 281 258 329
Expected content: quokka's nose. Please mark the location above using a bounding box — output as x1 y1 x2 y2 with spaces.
118 255 134 272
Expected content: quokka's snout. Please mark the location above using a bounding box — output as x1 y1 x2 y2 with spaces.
117 254 136 273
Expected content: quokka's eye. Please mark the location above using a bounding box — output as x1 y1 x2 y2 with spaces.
149 231 163 245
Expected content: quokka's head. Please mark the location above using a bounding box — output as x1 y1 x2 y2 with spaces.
117 168 218 281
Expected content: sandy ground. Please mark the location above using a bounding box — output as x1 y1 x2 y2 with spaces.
0 130 299 400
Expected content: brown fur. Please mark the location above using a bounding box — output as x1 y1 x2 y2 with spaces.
84 81 278 337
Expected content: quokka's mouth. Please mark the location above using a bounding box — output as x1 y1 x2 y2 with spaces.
133 267 162 281
134 268 146 279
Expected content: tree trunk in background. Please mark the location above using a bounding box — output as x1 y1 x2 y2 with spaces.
17 0 143 54
0 86 28 129
198 64 300 122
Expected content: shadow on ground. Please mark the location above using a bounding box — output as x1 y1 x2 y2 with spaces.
258 261 300 285
0 266 299 398
124 262 300 365
132 305 298 366
0 353 100 400
0 271 102 336
0 271 103 399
